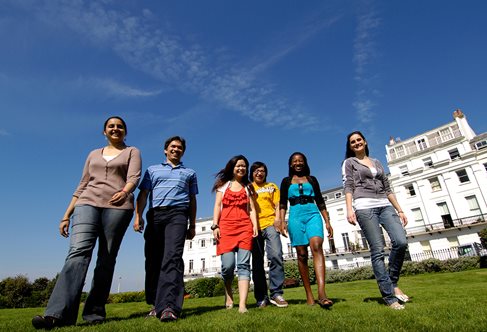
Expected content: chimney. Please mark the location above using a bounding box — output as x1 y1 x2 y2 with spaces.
453 109 464 119
389 136 396 145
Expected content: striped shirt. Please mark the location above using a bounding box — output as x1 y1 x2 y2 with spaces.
139 162 198 209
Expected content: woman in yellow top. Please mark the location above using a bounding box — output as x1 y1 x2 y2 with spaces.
250 162 288 308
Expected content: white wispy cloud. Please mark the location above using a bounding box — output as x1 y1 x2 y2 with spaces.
83 78 164 98
353 0 381 126
18 0 337 130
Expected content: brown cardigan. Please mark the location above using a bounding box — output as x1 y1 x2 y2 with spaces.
73 146 142 210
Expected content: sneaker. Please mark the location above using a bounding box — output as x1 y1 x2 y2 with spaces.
146 307 157 318
160 308 178 322
256 298 268 308
270 295 288 308
388 302 405 310
32 315 64 330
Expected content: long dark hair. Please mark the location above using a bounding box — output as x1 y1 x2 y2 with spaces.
103 116 127 134
345 131 370 159
212 155 254 195
249 161 268 182
288 152 311 177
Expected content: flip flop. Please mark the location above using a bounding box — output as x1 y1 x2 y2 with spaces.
317 298 334 308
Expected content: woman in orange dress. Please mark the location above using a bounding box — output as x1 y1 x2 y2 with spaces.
212 155 258 313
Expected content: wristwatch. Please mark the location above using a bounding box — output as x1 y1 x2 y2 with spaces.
211 224 219 231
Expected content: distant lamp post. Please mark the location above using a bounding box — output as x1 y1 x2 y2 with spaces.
117 277 122 293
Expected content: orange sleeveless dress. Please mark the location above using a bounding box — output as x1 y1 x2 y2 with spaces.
216 187 253 255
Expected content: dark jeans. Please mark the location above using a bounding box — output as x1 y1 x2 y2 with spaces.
44 205 132 325
252 226 285 302
144 206 188 315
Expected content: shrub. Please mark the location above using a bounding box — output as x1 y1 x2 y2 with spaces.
108 291 145 304
283 260 316 285
185 277 222 298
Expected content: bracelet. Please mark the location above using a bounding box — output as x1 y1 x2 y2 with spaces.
211 224 220 231
61 219 70 222
397 211 404 214
121 189 129 195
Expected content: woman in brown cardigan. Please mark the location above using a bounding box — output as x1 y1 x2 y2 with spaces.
32 116 141 329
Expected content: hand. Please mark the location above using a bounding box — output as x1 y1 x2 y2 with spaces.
398 212 408 227
347 210 357 225
213 228 221 241
109 191 128 206
280 221 288 238
133 217 144 233
59 219 70 238
252 225 258 238
273 218 281 232
187 225 196 240
325 222 334 239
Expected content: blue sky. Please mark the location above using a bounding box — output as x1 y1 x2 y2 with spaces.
1 0 486 292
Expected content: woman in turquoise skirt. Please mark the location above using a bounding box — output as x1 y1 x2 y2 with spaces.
279 152 333 307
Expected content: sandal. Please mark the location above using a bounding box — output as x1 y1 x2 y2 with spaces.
317 298 334 308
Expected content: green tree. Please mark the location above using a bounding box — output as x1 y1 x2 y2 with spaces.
0 275 33 308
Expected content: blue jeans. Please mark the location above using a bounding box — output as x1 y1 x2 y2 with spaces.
252 226 285 302
221 248 251 281
45 205 133 325
355 206 408 305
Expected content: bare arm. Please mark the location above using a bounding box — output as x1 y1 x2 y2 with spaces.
345 192 356 225
387 193 408 226
134 189 149 233
248 196 258 237
187 195 197 240
279 208 288 237
212 191 223 240
59 196 79 237
320 207 333 239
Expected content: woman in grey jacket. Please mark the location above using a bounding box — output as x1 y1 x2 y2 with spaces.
342 131 409 310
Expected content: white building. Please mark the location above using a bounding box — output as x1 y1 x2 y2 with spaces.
183 110 487 279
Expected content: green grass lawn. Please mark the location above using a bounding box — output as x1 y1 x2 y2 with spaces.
1 269 486 331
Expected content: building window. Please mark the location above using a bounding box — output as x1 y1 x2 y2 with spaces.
189 241 193 250
484 163 487 172
475 140 487 150
412 208 424 224
405 184 416 197
389 148 397 160
420 240 431 251
456 169 470 183
429 177 442 192
201 239 206 248
466 195 481 216
337 208 344 216
399 165 409 176
423 157 433 168
342 233 351 251
359 230 368 250
447 236 458 248
328 238 336 254
212 238 217 245
416 138 428 151
335 192 342 199
189 259 194 272
439 128 454 141
449 148 460 160
323 195 328 201
202 226 206 232
201 258 206 272
396 145 405 157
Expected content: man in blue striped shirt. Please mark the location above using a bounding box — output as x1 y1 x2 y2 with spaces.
135 136 198 322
